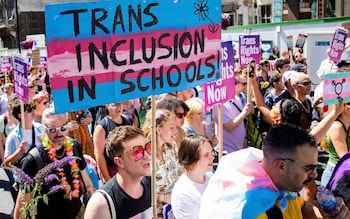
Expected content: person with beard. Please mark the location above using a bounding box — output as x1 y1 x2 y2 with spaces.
84 126 152 219
14 105 94 219
93 102 132 183
200 123 350 219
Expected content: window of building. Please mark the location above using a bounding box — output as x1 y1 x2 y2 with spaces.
260 5 271 23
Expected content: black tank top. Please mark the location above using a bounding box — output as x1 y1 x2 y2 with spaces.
101 175 151 219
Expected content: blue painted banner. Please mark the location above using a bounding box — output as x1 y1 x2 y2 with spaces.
45 0 221 113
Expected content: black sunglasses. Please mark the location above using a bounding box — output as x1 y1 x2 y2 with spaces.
175 112 187 119
298 81 312 86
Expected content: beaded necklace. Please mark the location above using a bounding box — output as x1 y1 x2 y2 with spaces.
43 137 80 199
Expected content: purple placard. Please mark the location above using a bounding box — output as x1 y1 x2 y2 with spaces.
39 56 47 68
329 28 348 62
13 56 29 103
204 41 236 112
239 35 260 67
1 57 12 71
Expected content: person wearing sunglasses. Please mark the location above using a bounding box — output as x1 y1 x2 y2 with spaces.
156 97 189 149
67 110 94 158
3 98 42 167
320 101 350 187
142 109 182 218
220 70 254 153
2 98 42 207
16 105 94 219
200 123 350 219
172 134 214 219
289 72 313 130
85 125 152 219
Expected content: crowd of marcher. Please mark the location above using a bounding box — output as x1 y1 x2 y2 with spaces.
1 39 350 219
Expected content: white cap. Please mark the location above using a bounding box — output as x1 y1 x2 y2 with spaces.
282 70 298 84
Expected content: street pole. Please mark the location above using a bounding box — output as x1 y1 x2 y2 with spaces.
15 0 21 54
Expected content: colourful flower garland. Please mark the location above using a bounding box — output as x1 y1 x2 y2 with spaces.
42 137 80 199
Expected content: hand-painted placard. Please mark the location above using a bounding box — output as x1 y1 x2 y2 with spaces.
329 28 348 62
204 41 235 112
45 0 221 113
323 72 350 105
13 56 29 103
239 35 260 67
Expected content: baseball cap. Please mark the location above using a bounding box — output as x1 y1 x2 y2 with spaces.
282 70 298 84
290 64 309 71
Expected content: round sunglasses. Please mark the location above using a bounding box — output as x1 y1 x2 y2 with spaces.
124 142 152 161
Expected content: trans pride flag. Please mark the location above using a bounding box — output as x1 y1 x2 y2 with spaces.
199 148 289 219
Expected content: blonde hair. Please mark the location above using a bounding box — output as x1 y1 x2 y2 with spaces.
185 97 204 124
142 109 175 141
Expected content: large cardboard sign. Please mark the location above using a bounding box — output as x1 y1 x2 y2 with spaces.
329 28 348 62
204 41 235 112
45 0 221 113
323 72 350 105
239 35 260 67
13 56 29 103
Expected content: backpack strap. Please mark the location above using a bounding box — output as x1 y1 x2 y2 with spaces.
29 147 44 170
97 189 116 219
3 114 7 137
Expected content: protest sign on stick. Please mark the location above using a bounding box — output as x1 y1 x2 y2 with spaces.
204 41 235 112
45 0 221 113
204 41 235 161
13 56 29 103
295 34 308 49
329 28 348 63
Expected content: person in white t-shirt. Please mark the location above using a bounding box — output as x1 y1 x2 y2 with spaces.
171 134 214 219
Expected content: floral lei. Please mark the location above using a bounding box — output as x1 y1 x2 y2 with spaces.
42 137 80 199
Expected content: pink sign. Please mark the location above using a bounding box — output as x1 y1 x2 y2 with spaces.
329 28 348 62
204 41 235 112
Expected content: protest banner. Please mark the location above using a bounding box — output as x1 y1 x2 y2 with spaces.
239 35 260 67
45 0 221 113
13 56 29 103
329 28 348 62
323 72 350 105
204 41 235 112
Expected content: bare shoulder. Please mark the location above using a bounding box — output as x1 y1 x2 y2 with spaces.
84 191 111 219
